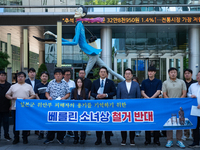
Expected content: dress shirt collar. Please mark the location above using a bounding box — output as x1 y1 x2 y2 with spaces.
100 78 106 87
168 78 178 82
148 78 156 82
53 79 63 83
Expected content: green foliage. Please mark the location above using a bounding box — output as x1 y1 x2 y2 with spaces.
85 0 119 5
92 67 100 79
112 79 121 84
183 56 189 71
0 51 10 71
36 63 48 79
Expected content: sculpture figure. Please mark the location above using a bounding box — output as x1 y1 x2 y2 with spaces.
44 5 125 81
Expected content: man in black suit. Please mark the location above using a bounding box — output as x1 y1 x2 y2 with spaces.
25 68 41 92
91 66 116 145
25 68 40 135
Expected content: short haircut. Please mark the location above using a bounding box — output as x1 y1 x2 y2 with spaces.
54 68 63 75
168 67 178 73
40 71 49 77
148 66 156 72
79 69 85 73
184 69 193 74
124 68 133 74
64 69 71 75
28 68 36 73
17 72 26 78
99 66 108 74
0 71 6 75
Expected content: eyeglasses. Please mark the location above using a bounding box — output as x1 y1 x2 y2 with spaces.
65 74 71 76
17 76 25 78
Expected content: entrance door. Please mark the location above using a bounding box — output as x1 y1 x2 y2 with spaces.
135 59 160 83
149 59 160 80
165 57 183 79
137 59 147 83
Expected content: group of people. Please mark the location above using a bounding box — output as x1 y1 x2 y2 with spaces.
0 66 199 148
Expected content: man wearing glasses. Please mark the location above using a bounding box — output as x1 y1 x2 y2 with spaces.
63 69 75 95
6 72 35 144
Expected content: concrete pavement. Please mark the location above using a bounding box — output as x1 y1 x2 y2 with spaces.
0 125 199 150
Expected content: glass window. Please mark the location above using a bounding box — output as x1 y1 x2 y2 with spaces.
131 58 136 76
117 59 122 75
123 59 128 70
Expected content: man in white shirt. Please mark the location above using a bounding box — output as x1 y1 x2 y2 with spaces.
63 69 75 97
187 71 200 147
117 68 141 146
62 69 75 138
6 72 35 145
25 68 41 92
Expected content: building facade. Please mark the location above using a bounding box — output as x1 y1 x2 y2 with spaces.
0 0 200 82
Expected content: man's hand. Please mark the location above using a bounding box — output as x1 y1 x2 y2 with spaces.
11 97 17 100
97 94 106 99
48 97 52 100
60 97 65 100
191 95 196 98
197 104 200 109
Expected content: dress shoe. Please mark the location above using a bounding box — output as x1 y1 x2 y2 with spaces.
4 135 12 141
188 142 200 148
144 141 151 145
106 141 112 145
12 138 19 144
121 140 126 146
73 139 78 144
154 141 161 146
95 141 102 145
130 140 135 146
80 139 85 144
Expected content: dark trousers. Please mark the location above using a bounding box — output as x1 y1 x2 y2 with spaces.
11 110 28 140
145 131 160 143
193 117 200 145
0 112 9 137
96 131 111 142
74 131 86 140
47 131 66 141
121 131 135 141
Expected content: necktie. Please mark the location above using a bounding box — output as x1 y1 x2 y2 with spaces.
101 80 104 88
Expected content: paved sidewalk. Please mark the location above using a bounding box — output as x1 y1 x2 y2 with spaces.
0 126 199 150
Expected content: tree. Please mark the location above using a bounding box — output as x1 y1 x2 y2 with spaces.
0 51 10 71
36 63 48 79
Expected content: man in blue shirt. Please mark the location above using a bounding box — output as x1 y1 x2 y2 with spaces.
35 71 49 100
35 71 49 140
141 66 162 146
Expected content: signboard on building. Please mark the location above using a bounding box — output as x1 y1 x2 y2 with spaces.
62 16 200 24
